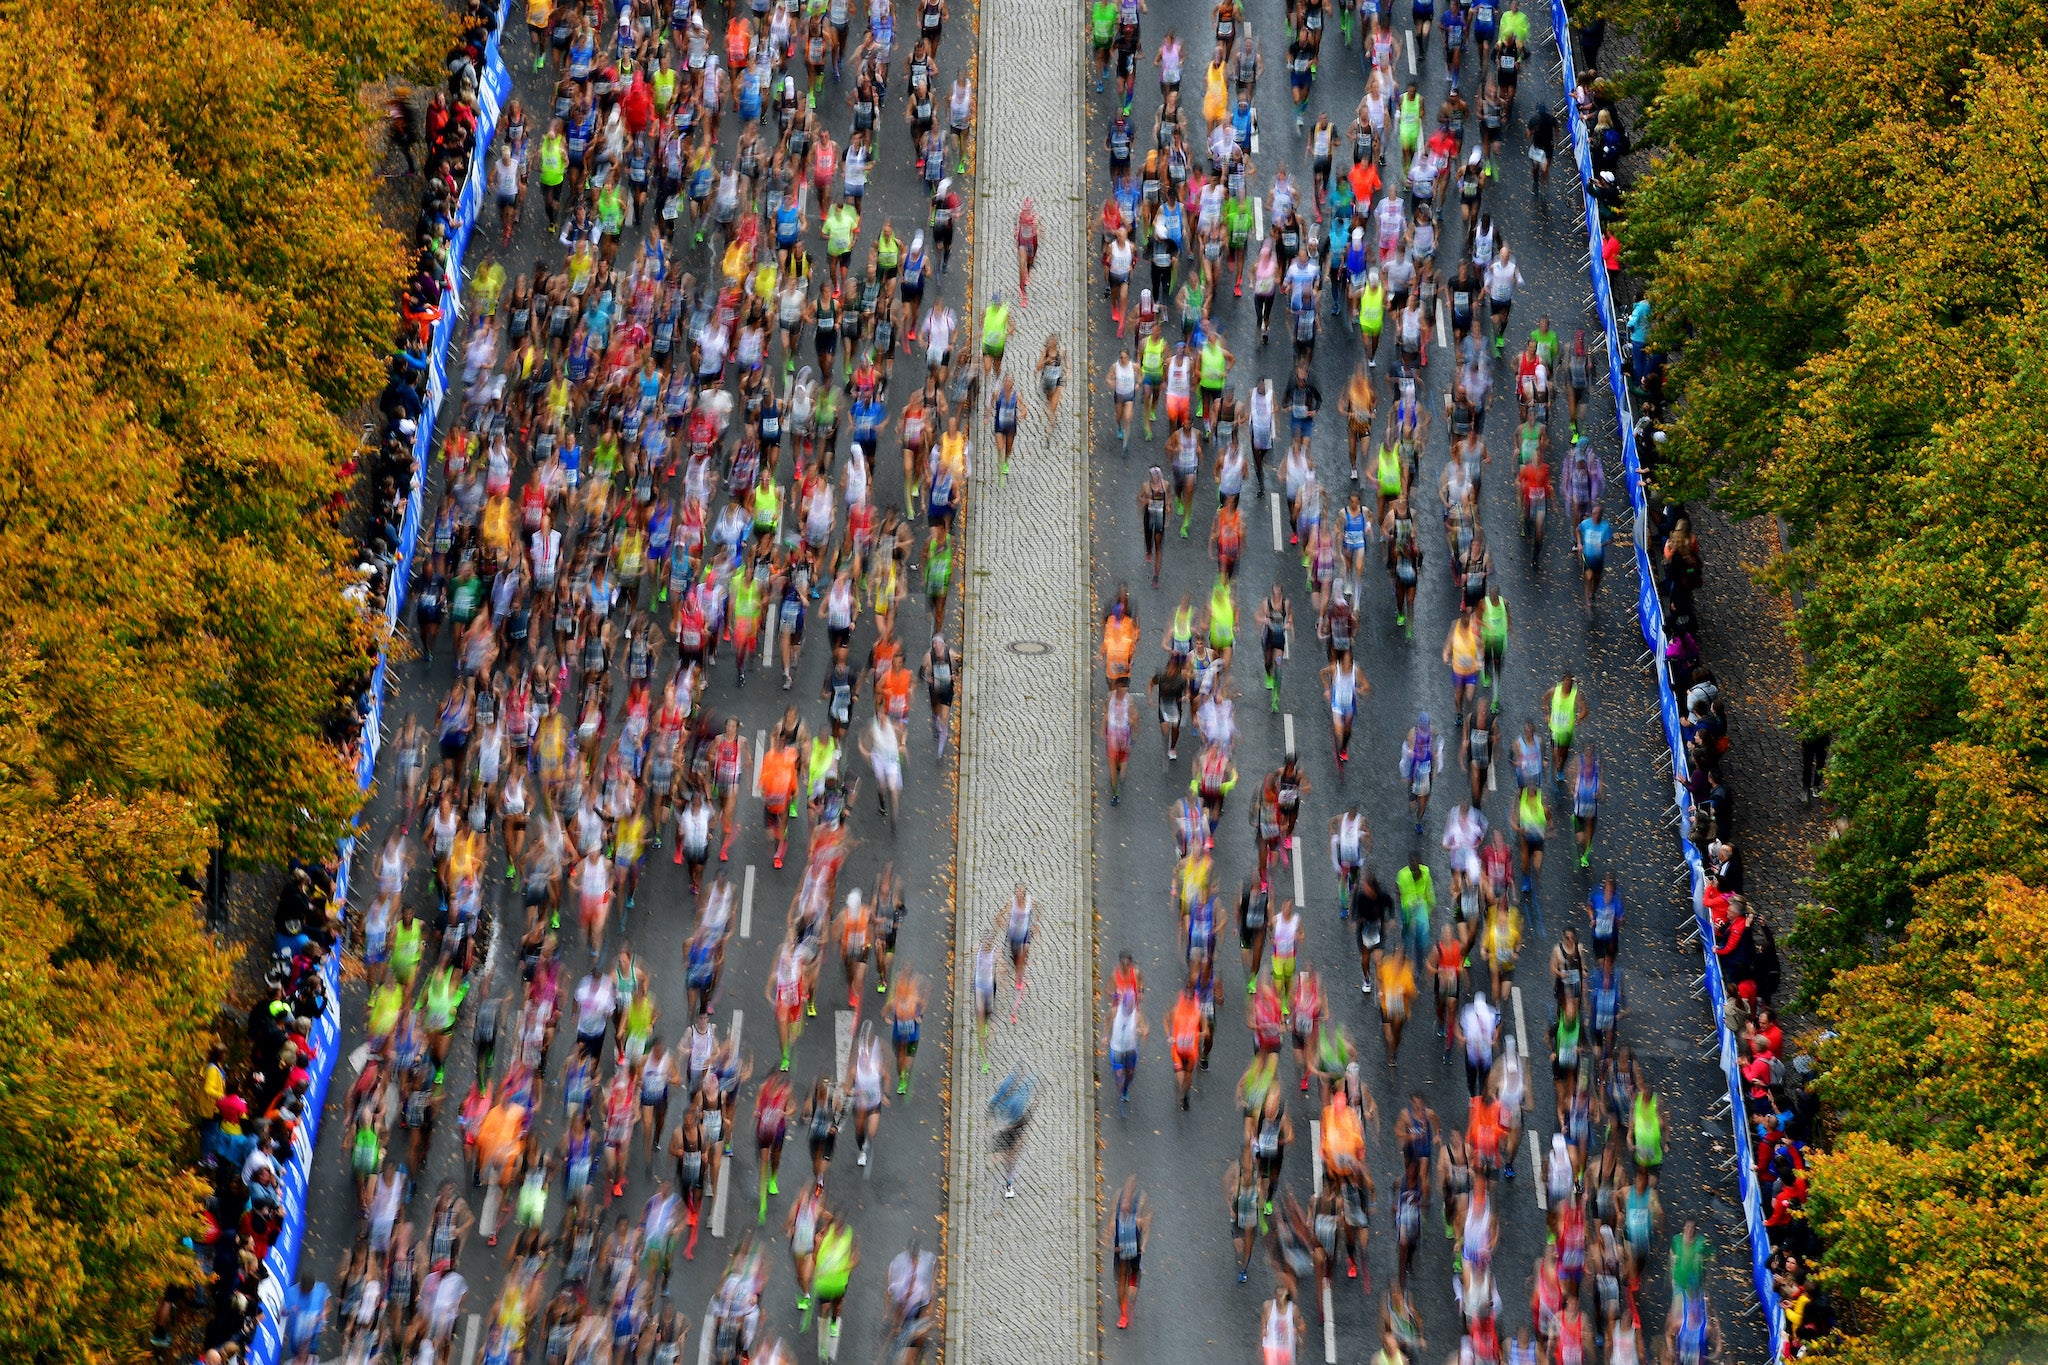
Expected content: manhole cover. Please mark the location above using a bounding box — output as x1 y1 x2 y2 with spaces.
1006 640 1052 656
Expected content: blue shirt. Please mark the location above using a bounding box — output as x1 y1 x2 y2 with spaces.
1628 299 1652 347
851 397 886 446
1579 517 1612 562
1115 176 1142 226
286 1283 330 1355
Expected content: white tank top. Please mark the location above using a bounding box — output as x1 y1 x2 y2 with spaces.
1273 913 1300 957
868 717 899 767
1219 446 1245 493
1110 1000 1139 1051
378 843 406 895
1337 815 1364 864
856 1042 885 1103
1262 1304 1296 1355
1113 359 1138 399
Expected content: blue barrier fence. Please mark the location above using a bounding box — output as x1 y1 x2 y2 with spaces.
1543 7 1786 1355
246 12 512 1363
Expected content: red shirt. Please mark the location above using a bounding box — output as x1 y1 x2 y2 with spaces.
622 77 654 135
1101 199 1126 240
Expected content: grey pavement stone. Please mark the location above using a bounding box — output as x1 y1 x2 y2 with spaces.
943 5 1098 1364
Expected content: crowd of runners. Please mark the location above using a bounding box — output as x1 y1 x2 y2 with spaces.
165 0 1840 1356
217 0 1031 1357
1077 0 1820 1359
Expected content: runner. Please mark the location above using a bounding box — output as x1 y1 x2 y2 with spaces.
1106 1177 1152 1329
1322 648 1369 764
1104 982 1147 1115
1544 671 1588 789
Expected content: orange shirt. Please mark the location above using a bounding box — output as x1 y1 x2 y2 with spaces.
1348 159 1381 207
477 1101 527 1172
1468 1094 1503 1158
1322 1100 1365 1171
761 746 799 803
879 665 914 718
1215 505 1243 553
1169 996 1203 1055
1103 616 1139 679
869 636 902 682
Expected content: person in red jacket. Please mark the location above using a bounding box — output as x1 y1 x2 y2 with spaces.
621 71 654 136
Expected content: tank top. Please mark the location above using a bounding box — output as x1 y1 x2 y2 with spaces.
1332 664 1358 710
1336 814 1364 864
1634 1093 1663 1162
1273 913 1300 958
1114 1197 1141 1258
1550 684 1579 737
1450 622 1481 674
1262 1303 1296 1356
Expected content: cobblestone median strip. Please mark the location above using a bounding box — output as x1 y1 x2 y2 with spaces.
943 6 1096 1364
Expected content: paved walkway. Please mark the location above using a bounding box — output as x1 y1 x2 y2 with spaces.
942 6 1097 1364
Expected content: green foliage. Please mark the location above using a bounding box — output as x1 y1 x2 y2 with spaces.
1624 13 2048 983
242 0 454 92
1624 0 2048 1354
1811 877 2048 1360
1571 0 1743 98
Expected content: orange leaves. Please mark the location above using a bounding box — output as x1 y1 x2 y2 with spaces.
0 0 441 1354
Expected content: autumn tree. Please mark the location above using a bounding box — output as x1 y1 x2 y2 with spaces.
1622 33 2048 986
1626 3 2048 1355
0 0 452 1353
0 641 229 1360
1811 876 2048 1362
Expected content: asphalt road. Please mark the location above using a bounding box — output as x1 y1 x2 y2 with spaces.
1079 2 1768 1360
300 7 980 1362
